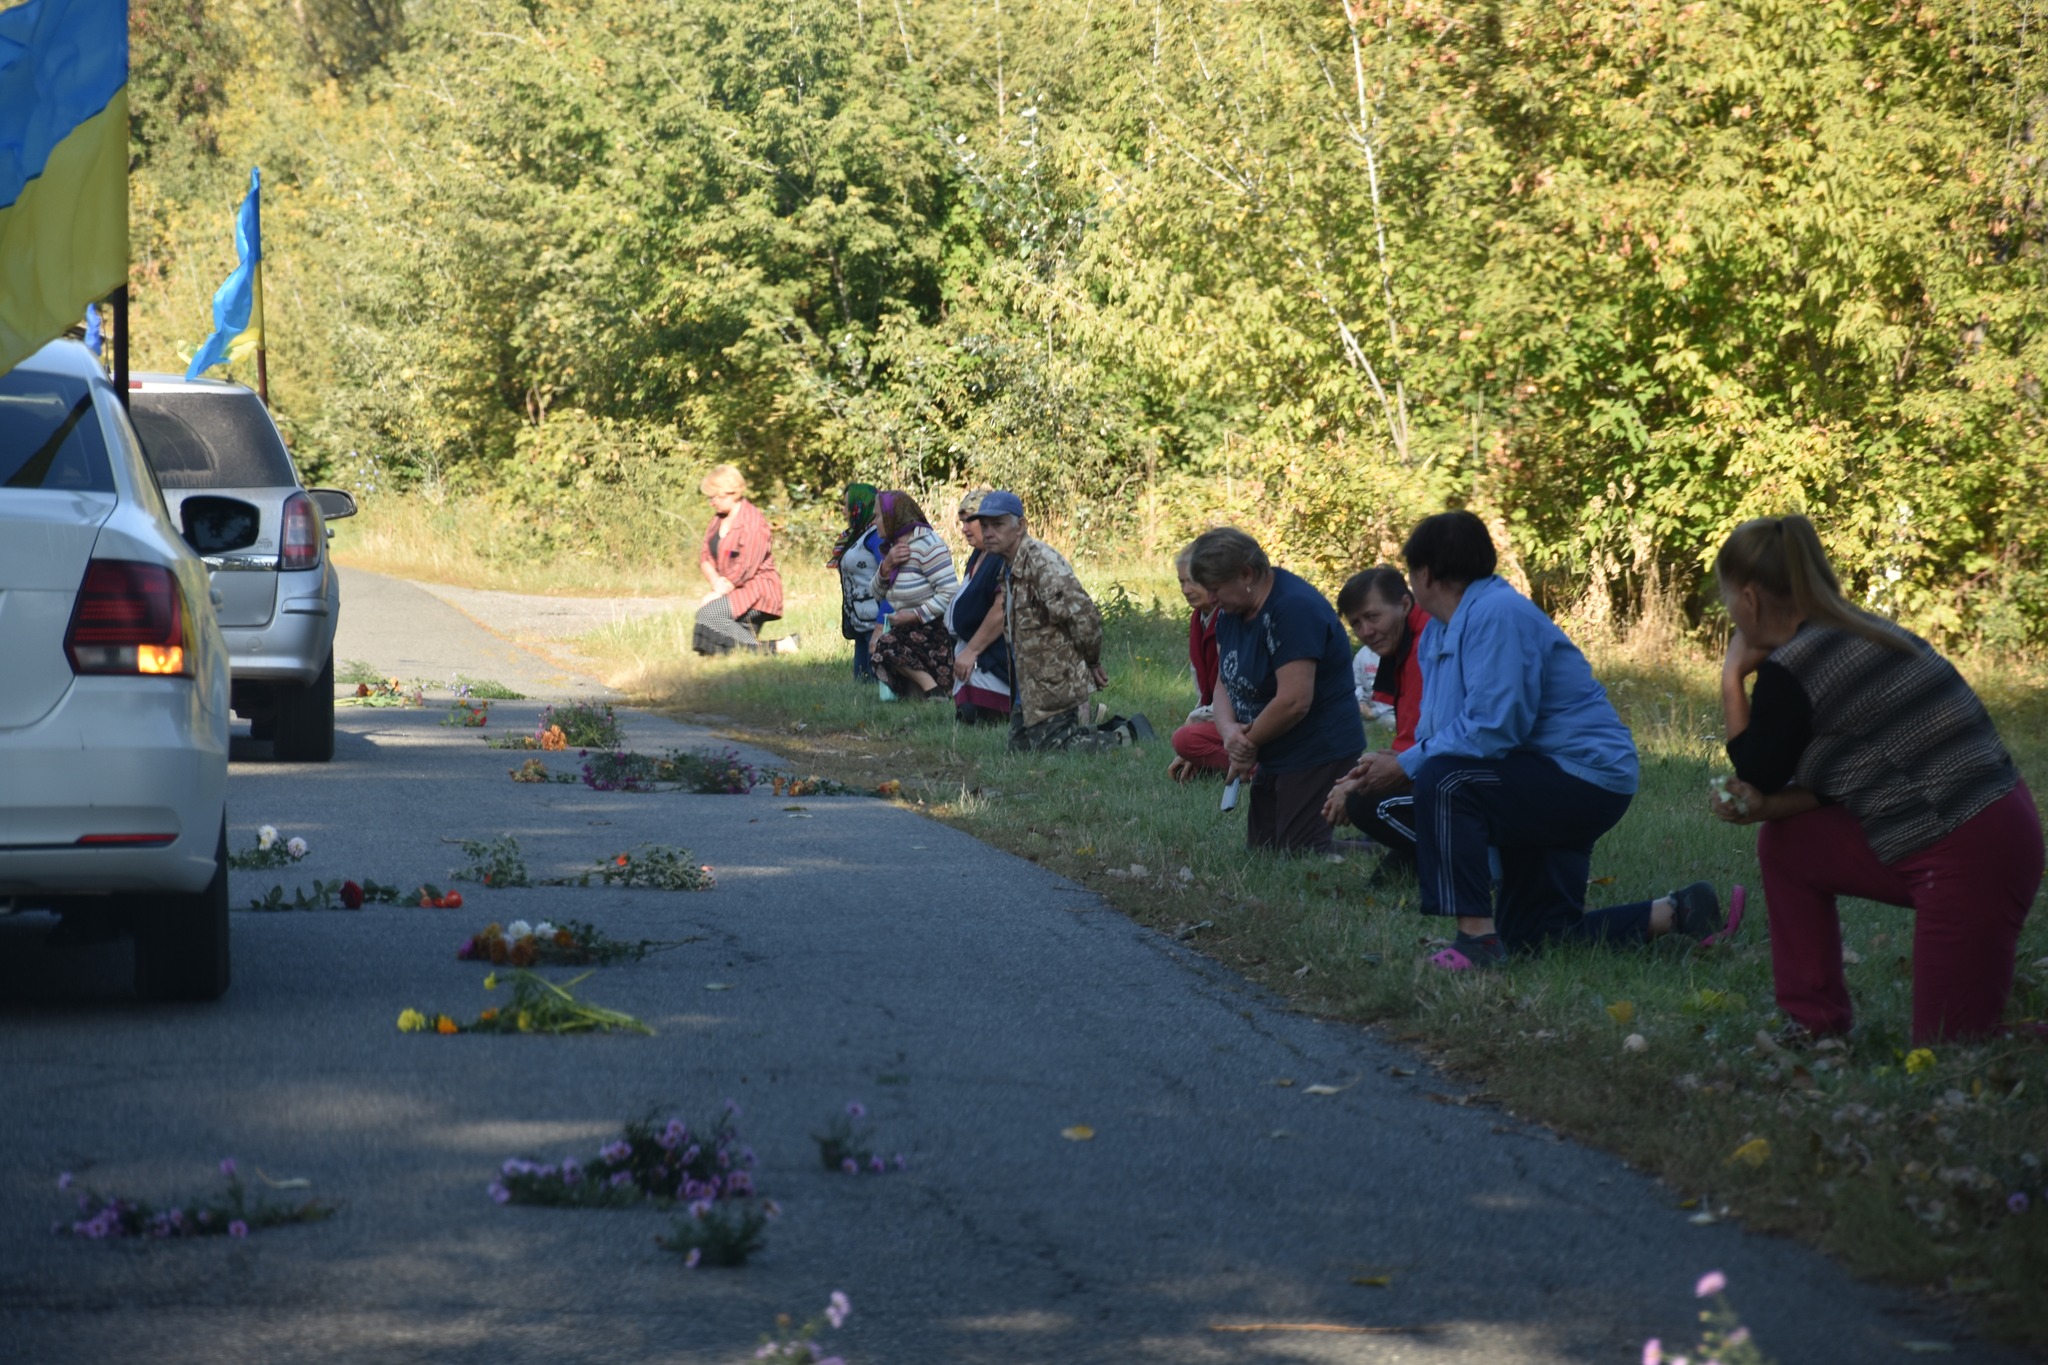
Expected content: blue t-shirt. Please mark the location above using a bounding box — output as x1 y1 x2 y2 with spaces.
1215 569 1366 773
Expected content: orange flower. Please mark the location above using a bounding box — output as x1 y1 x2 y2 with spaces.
435 1015 459 1035
616 854 629 866
553 928 575 947
510 940 538 968
479 1008 499 1022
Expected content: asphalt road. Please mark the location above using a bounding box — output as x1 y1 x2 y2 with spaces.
0 572 2018 1365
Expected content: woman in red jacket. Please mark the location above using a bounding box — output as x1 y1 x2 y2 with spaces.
693 464 796 656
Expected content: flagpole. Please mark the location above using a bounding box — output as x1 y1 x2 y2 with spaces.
251 171 268 407
253 256 268 407
113 288 128 409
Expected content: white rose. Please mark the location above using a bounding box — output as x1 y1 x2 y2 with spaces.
1622 1033 1649 1054
506 920 533 941
257 825 278 848
534 921 556 937
286 837 308 859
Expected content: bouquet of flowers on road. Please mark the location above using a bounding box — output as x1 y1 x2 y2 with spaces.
456 918 695 967
54 1158 336 1241
228 825 308 871
396 970 651 1035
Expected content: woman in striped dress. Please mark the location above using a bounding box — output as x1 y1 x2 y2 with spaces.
867 491 960 700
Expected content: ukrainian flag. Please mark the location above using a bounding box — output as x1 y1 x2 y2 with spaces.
187 167 261 379
0 0 127 378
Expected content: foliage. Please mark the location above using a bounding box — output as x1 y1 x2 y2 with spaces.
450 836 530 888
584 846 716 892
228 825 308 870
657 1200 774 1269
130 0 2048 643
580 748 760 794
490 1107 758 1208
55 1160 337 1240
540 701 622 750
813 1100 907 1175
752 1294 852 1364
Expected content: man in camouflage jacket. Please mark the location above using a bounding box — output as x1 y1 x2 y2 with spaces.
974 492 1128 752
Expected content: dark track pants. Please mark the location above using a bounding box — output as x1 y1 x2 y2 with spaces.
1413 752 1652 952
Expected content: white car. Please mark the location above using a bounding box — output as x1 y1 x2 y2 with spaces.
0 340 233 1000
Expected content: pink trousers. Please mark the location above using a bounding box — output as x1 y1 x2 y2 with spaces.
1757 783 2042 1044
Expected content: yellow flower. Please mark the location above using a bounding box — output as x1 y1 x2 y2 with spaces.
397 1009 428 1033
1726 1137 1771 1168
483 972 498 991
516 1010 532 1032
435 1014 460 1035
1904 1048 1936 1075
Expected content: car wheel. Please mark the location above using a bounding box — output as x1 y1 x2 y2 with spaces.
133 817 231 1002
272 650 336 762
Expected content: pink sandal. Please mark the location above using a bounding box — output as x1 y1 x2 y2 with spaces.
1701 884 1746 948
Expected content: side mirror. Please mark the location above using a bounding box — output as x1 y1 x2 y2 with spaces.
308 488 358 521
180 496 262 555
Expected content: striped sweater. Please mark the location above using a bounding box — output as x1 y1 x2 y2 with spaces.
1728 620 2019 862
868 526 958 625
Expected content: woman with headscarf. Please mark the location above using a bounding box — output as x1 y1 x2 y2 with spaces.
693 464 795 656
828 483 884 681
867 491 959 699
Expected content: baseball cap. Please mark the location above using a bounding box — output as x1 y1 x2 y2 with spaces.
957 488 992 518
976 490 1025 519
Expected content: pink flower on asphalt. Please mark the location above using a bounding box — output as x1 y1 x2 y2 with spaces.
683 1248 701 1268
2010 1192 2031 1214
488 1182 511 1204
1642 1340 1661 1365
826 1291 851 1329
219 1158 237 1178
840 1158 858 1175
228 1220 249 1238
846 1101 867 1119
1695 1270 1726 1298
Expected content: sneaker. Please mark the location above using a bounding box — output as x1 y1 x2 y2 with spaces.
1428 931 1507 971
773 633 803 655
1668 880 1722 939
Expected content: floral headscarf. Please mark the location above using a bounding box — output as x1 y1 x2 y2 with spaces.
825 482 879 568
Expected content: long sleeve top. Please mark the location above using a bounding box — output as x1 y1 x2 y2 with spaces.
869 526 957 624
1395 575 1638 794
1188 608 1219 707
1004 535 1103 726
699 500 784 619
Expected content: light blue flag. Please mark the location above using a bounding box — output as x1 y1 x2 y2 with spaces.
186 167 262 380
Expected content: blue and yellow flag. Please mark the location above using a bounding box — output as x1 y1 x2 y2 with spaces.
0 0 127 377
187 167 263 380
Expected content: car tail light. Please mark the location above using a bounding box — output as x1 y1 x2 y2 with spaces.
64 560 192 676
280 491 321 571
75 833 176 847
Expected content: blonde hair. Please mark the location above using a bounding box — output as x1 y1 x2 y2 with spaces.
1714 515 1914 653
700 464 748 497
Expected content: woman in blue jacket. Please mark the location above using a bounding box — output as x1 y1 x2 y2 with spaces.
1353 512 1722 967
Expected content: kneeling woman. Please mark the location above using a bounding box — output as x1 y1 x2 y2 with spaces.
868 491 960 700
1713 515 2040 1044
693 464 791 655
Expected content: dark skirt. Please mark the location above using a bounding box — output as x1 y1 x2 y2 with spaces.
870 619 954 691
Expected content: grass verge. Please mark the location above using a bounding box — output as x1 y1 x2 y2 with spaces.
568 558 2048 1346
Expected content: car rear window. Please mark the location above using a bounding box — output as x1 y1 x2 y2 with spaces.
0 368 115 493
130 390 298 490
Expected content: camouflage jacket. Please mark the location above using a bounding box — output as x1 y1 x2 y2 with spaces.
1004 535 1103 727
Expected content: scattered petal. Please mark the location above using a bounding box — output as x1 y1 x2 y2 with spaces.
1726 1137 1771 1168
1060 1125 1095 1142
